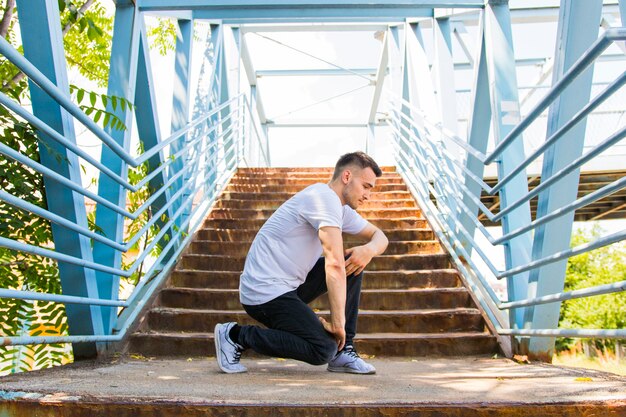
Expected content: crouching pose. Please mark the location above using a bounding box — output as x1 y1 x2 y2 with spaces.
214 152 388 374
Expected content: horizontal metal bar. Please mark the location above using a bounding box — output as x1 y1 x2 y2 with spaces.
500 279 626 310
1 334 122 346
0 92 138 193
268 121 370 128
388 113 497 222
495 175 626 245
0 189 126 252
0 37 136 167
136 95 242 165
0 288 125 307
257 68 378 77
0 141 133 218
494 122 626 221
491 70 626 195
0 236 131 277
396 97 488 164
498 229 626 280
498 328 626 339
239 23 389 33
486 28 626 164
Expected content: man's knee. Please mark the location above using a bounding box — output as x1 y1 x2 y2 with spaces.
309 339 338 365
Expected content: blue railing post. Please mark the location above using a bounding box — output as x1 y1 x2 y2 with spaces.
132 25 174 280
483 0 533 349
16 0 104 358
522 1 603 361
170 18 194 232
207 24 224 194
460 11 491 251
93 1 141 335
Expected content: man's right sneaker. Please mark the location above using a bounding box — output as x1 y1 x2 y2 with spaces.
214 322 247 373
327 345 376 374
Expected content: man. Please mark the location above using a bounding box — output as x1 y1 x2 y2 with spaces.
214 152 388 374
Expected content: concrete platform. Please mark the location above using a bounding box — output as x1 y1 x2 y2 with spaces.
1 356 625 416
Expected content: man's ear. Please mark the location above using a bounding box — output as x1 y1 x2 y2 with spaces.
342 169 351 184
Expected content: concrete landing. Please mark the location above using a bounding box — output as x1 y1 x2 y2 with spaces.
0 356 625 416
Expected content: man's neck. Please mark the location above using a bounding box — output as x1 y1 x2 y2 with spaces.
327 180 345 206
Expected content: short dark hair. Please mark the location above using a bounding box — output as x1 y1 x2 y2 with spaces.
332 151 382 180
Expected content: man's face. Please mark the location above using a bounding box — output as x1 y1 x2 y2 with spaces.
341 166 377 209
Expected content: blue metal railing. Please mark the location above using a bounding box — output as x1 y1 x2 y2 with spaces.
388 27 626 340
0 35 270 347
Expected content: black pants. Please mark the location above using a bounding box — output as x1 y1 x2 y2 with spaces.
239 257 363 366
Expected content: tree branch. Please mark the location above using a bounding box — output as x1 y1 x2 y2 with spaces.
0 0 15 39
1 0 96 91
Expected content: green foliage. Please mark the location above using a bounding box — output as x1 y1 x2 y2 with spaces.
557 224 626 351
121 141 163 286
60 0 113 87
146 17 177 56
69 84 134 131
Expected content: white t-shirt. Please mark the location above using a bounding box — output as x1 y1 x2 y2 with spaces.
239 183 368 305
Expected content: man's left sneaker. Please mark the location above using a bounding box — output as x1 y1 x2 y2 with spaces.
327 345 376 374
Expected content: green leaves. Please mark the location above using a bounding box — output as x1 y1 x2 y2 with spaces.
557 225 626 352
69 84 134 131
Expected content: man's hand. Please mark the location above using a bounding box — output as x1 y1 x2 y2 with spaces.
344 245 374 277
319 316 346 351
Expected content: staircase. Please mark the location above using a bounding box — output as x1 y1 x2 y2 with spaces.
128 167 499 357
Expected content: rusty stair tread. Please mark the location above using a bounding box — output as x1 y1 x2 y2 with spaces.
162 287 468 294
132 331 492 339
148 307 483 317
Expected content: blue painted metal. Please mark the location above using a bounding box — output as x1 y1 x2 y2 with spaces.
133 24 174 276
170 18 194 231
0 38 136 167
460 11 491 247
483 1 533 338
93 2 141 336
15 0 104 359
0 92 137 192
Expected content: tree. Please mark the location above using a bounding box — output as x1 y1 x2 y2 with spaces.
557 224 626 352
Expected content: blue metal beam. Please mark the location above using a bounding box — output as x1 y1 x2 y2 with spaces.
460 11 491 251
133 23 174 280
523 1 603 361
137 0 484 20
483 1 533 345
16 0 104 359
257 68 378 77
93 2 141 335
170 18 194 231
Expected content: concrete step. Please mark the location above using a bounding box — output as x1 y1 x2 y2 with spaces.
3 357 623 417
127 331 496 357
214 198 418 210
207 208 424 220
194 228 435 242
188 240 443 256
220 190 413 201
224 183 408 193
179 253 451 272
146 307 486 334
158 288 471 311
169 269 462 290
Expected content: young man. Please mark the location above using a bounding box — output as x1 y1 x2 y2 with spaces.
214 152 388 374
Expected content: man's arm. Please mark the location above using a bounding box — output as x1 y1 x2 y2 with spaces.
318 226 347 351
344 223 388 277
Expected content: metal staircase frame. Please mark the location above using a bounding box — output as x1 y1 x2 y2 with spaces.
0 0 625 362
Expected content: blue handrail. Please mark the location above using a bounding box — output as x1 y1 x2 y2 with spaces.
388 24 626 341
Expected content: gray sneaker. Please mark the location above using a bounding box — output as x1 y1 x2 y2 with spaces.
327 346 376 374
214 322 247 373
